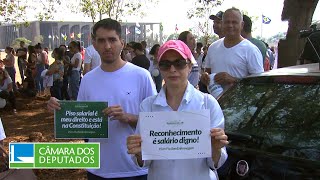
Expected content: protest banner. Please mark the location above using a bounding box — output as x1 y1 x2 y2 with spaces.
139 110 211 160
54 101 108 139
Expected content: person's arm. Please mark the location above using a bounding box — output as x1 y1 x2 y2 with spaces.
102 105 138 127
47 97 61 111
46 64 59 75
7 81 13 92
127 135 143 166
83 63 91 75
211 128 228 167
71 58 80 68
214 72 239 86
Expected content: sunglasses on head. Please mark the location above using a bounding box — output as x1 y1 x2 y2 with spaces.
158 59 190 71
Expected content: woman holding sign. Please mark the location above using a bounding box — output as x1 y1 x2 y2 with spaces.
127 40 229 180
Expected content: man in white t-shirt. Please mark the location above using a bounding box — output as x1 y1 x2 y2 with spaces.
48 18 157 180
83 45 101 75
202 8 263 88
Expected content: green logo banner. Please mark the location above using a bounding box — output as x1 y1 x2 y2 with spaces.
9 143 100 169
54 101 108 139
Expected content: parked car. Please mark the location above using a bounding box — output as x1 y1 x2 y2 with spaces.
217 63 320 179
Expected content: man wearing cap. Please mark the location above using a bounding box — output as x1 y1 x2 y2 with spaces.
209 11 224 38
241 15 267 70
202 8 263 90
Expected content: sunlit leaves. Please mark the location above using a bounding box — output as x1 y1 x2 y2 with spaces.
78 0 154 23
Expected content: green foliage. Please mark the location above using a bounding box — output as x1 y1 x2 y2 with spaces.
187 0 223 46
187 0 223 19
0 0 62 26
11 37 32 49
78 0 156 23
33 35 44 45
0 0 28 25
166 33 179 41
197 34 219 46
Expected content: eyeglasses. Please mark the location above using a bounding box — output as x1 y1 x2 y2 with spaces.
158 59 190 71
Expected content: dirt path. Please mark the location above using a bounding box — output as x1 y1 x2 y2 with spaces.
1 95 86 180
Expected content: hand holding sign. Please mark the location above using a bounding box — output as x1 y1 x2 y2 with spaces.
210 128 229 151
47 97 61 111
103 105 138 127
127 135 142 155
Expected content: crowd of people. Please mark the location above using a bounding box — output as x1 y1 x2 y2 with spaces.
1 6 285 180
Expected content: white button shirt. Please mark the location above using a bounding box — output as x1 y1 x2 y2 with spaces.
136 83 228 180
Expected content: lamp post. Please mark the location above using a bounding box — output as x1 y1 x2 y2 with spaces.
48 35 52 50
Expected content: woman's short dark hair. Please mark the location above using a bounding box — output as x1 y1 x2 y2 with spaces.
53 48 64 60
91 18 122 40
149 44 160 55
69 41 81 51
59 44 67 49
132 42 144 51
34 43 42 49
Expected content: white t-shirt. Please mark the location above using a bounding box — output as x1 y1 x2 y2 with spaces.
0 77 12 91
78 62 157 178
136 83 227 180
188 55 200 87
0 118 6 141
204 38 264 79
71 52 82 71
84 45 101 70
196 53 205 70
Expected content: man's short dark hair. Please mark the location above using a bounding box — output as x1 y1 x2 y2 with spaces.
243 15 252 33
132 42 144 51
91 18 122 40
178 31 191 44
141 40 147 47
196 42 203 49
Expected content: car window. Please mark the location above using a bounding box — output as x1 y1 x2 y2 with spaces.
219 77 320 161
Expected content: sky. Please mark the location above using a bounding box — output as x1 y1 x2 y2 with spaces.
122 0 320 39
3 0 320 39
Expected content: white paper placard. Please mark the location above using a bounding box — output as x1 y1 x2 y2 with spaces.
139 110 211 160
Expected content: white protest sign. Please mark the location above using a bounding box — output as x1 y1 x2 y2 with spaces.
139 110 211 160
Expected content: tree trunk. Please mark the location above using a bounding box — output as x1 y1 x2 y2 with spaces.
278 0 318 67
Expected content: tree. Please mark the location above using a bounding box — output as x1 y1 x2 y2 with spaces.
11 37 32 49
33 35 44 45
187 0 223 46
278 0 319 67
166 33 179 41
0 0 62 25
77 0 156 23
